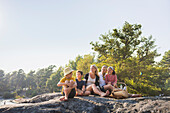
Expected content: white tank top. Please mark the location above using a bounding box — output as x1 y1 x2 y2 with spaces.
86 74 96 86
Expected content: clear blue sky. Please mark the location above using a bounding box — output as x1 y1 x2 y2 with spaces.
0 0 170 73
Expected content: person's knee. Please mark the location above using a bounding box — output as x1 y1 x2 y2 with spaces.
109 85 113 89
70 80 75 85
92 84 96 88
86 91 91 95
64 87 71 92
64 88 68 91
65 80 69 84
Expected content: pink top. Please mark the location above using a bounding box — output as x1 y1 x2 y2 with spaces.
105 74 117 85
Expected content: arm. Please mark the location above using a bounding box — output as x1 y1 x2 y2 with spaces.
95 75 100 87
105 75 108 84
72 82 77 88
84 73 88 86
69 79 77 88
57 82 67 87
82 85 85 92
57 77 67 87
113 75 117 87
114 75 117 84
75 87 78 92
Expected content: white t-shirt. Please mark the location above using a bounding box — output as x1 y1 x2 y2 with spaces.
99 72 106 87
86 74 96 86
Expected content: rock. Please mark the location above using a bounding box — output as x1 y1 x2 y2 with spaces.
0 92 169 113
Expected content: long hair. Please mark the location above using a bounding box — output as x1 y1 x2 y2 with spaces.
108 66 115 75
90 64 99 77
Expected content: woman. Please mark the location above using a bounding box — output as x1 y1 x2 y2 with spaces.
105 66 141 98
99 65 114 94
84 65 109 97
105 66 117 88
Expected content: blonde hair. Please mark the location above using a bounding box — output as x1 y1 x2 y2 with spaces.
90 64 99 77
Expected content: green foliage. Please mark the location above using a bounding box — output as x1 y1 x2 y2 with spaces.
26 89 38 97
67 55 83 70
46 66 64 92
90 22 168 96
159 50 170 68
3 92 15 99
77 54 96 75
31 90 38 97
0 65 60 98
0 22 169 97
90 22 160 64
15 95 25 99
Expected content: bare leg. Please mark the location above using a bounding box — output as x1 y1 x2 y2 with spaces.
86 84 109 96
86 84 93 92
83 91 91 96
70 80 75 87
113 91 129 98
104 84 114 91
63 87 72 100
76 89 83 96
91 84 108 97
113 88 123 92
64 80 69 89
128 93 142 98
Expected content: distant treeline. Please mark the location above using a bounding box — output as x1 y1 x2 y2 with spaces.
0 22 169 98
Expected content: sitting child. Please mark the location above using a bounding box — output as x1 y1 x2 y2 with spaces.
105 66 118 88
75 71 90 96
57 67 77 101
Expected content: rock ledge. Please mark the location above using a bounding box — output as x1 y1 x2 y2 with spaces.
0 93 169 113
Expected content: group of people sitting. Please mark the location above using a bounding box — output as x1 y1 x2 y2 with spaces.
57 65 141 101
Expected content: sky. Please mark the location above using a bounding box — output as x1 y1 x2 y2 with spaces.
0 0 170 73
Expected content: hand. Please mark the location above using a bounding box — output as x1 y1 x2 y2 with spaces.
114 83 117 88
108 82 111 85
67 83 72 87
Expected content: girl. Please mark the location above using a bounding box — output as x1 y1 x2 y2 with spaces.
105 66 117 88
84 65 109 97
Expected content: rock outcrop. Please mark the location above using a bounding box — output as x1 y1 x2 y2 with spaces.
0 92 169 113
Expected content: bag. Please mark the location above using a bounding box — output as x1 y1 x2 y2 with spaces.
111 82 129 98
113 90 129 98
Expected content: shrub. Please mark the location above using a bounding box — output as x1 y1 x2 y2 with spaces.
3 92 15 99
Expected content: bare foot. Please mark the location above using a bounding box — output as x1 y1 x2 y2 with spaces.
131 94 142 98
100 92 107 97
60 98 68 101
65 97 68 100
106 90 110 96
75 92 78 96
59 96 65 101
76 92 83 96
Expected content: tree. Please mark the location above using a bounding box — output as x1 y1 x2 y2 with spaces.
158 50 170 95
77 54 95 75
0 69 4 77
0 69 5 92
46 66 64 92
90 22 162 96
35 65 56 89
26 70 36 89
67 55 83 70
159 50 170 68
16 69 26 90
90 22 160 64
137 36 160 64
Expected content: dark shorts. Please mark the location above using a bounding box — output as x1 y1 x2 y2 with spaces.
100 86 112 95
100 86 106 92
62 88 76 98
